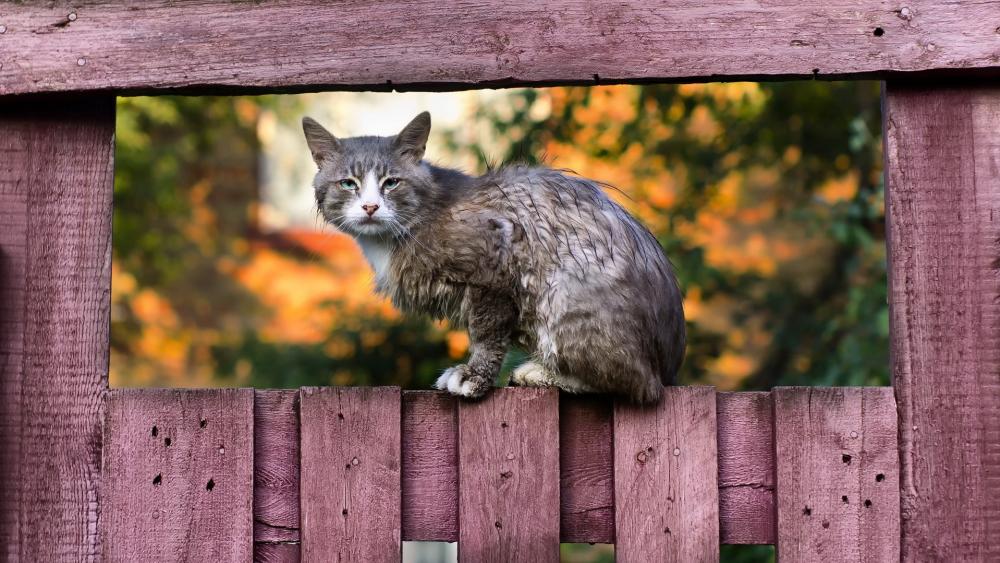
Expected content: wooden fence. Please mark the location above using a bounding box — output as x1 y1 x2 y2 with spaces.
3 1 1000 561
99 386 899 561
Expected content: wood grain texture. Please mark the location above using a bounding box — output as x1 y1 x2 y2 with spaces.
458 387 560 562
254 390 300 561
717 392 775 545
3 2 1000 96
255 543 301 563
559 394 613 544
0 97 113 561
402 391 458 542
299 387 401 562
614 386 720 562
102 388 255 562
773 387 900 563
884 84 1000 561
394 389 792 545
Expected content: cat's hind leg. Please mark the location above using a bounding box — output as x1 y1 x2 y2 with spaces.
510 361 595 393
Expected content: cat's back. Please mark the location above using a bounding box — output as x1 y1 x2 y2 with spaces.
455 165 669 279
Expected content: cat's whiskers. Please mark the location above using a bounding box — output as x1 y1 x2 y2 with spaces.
384 215 434 254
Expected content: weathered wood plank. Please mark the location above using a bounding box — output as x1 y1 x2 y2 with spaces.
0 97 113 561
299 387 401 562
402 391 458 542
458 387 560 562
395 389 794 545
559 394 614 544
773 387 900 563
2 2 1000 96
614 386 720 562
254 390 300 561
255 543 301 563
717 392 775 545
884 84 1000 561
101 388 255 562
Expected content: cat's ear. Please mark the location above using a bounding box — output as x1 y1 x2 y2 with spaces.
302 117 341 166
393 111 431 161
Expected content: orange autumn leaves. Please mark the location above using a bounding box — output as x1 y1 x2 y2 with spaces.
517 84 863 388
111 85 869 391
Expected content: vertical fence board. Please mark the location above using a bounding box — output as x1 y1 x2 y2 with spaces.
398 389 781 545
0 97 114 561
560 395 614 544
458 387 560 562
254 390 301 562
884 83 1000 561
858 388 902 562
0 114 29 563
773 387 899 563
299 387 401 562
614 386 720 562
102 388 255 562
717 392 775 545
402 391 458 542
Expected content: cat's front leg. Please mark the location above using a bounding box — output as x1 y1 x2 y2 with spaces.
434 287 515 399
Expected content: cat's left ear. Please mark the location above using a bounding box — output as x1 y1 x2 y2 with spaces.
394 111 431 161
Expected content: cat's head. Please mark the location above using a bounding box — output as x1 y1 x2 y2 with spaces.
302 112 437 238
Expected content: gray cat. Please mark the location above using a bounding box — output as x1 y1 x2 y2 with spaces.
303 112 685 403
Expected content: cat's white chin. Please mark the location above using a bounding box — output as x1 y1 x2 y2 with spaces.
347 221 392 237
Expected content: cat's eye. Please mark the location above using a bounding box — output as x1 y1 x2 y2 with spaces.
338 179 358 191
382 177 401 191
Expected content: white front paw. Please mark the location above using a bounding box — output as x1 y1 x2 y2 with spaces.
435 366 465 395
434 365 480 397
434 370 453 391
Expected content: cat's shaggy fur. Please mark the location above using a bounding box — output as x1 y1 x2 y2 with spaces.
304 112 685 403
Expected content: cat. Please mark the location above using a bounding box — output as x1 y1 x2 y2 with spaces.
303 111 685 403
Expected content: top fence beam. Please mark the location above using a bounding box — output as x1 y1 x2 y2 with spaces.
2 1 1000 97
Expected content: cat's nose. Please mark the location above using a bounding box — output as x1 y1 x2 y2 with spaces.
362 203 380 216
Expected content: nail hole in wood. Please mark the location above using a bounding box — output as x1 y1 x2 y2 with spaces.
876 473 885 482
206 478 215 491
500 421 508 428
822 520 830 529
803 506 812 516
842 495 849 504
342 508 348 516
842 453 852 464
164 437 171 447
873 27 885 36
151 426 158 437
199 418 207 429
153 473 162 485
864 499 872 508
337 413 344 420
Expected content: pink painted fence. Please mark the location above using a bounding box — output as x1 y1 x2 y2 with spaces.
100 386 900 562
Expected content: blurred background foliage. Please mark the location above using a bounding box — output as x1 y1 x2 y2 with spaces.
112 81 885 393
112 82 884 563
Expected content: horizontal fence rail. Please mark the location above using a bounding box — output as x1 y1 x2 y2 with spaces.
101 386 900 562
3 2 1000 96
